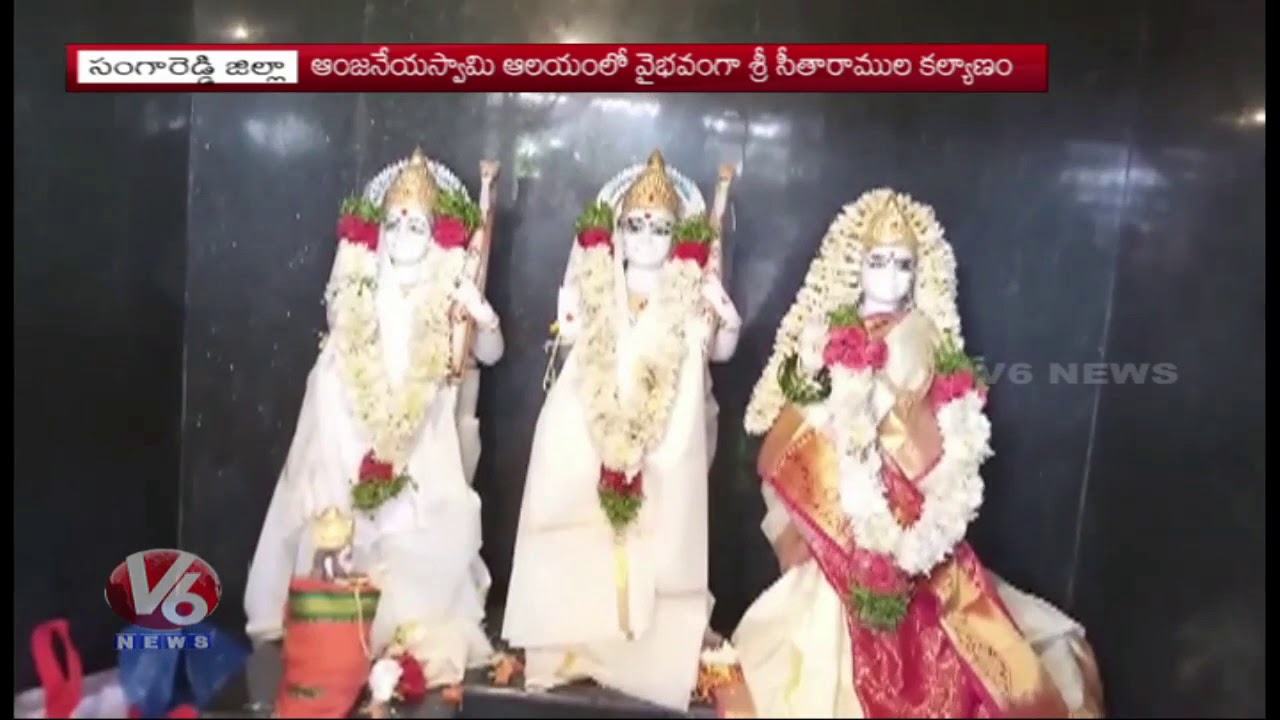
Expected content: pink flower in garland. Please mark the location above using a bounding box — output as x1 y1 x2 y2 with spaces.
850 547 912 596
823 326 888 371
929 368 989 411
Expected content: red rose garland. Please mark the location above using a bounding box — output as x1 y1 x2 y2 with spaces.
598 467 644 532
337 196 383 250
432 216 469 249
671 242 709 267
577 226 612 250
337 187 483 253
394 653 428 705
671 214 715 269
434 188 482 250
351 450 413 513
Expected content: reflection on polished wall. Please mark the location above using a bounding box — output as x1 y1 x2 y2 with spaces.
14 0 1264 715
13 0 193 694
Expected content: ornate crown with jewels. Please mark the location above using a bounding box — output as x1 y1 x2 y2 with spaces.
381 148 440 214
619 150 683 218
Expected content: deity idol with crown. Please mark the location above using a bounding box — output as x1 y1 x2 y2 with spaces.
502 151 741 710
244 150 504 690
727 190 1106 718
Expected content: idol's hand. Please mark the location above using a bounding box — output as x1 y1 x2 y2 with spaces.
701 276 741 329
453 278 499 329
799 319 828 373
774 524 812 572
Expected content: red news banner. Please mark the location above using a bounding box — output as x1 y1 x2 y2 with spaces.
66 44 1048 93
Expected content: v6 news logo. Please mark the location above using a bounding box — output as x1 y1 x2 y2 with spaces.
105 549 222 644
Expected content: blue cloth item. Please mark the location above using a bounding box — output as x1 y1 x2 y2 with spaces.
116 623 248 717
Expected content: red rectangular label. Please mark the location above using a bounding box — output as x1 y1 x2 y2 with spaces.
66 44 1049 93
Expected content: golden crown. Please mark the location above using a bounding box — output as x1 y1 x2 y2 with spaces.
861 194 919 252
620 150 682 218
383 148 439 214
311 506 355 551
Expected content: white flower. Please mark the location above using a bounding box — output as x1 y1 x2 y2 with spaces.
937 393 992 461
846 414 878 450
700 641 739 666
368 657 403 704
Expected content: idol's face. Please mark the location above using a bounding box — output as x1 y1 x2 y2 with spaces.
617 208 675 268
861 246 915 307
381 205 432 269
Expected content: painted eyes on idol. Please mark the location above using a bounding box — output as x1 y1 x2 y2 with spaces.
619 216 672 236
383 216 430 235
866 253 915 273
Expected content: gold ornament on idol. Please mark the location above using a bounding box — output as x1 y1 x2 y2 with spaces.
619 150 682 218
382 147 440 214
858 194 920 253
312 506 355 551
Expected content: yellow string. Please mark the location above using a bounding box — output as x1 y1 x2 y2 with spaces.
338 576 374 659
612 533 634 640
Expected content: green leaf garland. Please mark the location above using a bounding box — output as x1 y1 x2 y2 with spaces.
340 195 384 223
674 214 714 245
575 201 615 234
436 188 483 233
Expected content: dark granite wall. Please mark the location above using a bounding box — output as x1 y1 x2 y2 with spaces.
14 0 1263 714
1069 6 1267 716
13 0 192 693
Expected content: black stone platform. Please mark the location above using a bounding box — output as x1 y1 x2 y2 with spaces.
206 644 718 719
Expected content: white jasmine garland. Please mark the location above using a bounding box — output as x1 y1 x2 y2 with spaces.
829 361 993 577
575 244 704 476
324 240 466 468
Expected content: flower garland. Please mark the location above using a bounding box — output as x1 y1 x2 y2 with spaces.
325 189 480 512
351 451 414 513
573 201 709 531
367 650 428 708
819 305 991 631
694 641 744 703
745 189 959 435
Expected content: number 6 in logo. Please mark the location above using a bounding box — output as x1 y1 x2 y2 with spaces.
104 549 223 631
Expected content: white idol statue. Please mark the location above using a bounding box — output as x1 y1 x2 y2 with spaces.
729 189 1105 718
503 151 741 711
244 149 504 689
